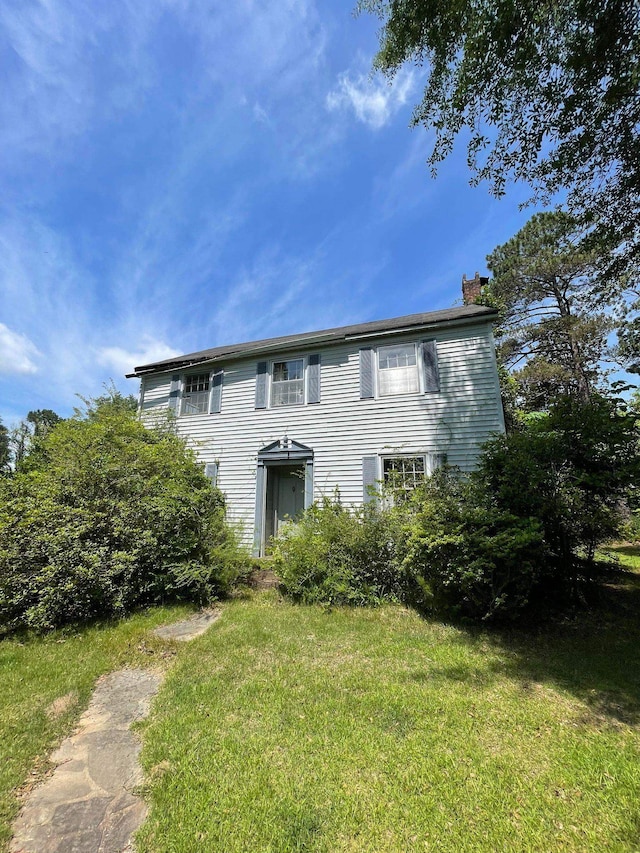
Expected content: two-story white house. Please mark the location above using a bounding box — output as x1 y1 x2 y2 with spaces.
128 287 504 556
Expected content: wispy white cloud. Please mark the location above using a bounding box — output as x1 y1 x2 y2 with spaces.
97 336 181 376
253 102 270 125
209 250 319 346
0 212 178 408
0 0 158 170
208 241 389 350
326 67 415 130
0 323 40 375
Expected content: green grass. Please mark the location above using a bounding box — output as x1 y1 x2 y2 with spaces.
0 604 194 852
136 550 640 853
3 548 640 852
602 542 640 571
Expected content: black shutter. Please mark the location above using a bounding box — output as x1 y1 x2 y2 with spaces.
204 462 218 487
308 354 321 404
209 368 223 413
421 340 440 393
255 361 268 409
360 348 375 399
362 455 378 503
168 374 181 412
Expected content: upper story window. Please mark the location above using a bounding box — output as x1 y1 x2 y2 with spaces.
360 339 439 400
271 358 304 407
377 343 419 396
255 354 320 410
181 372 210 415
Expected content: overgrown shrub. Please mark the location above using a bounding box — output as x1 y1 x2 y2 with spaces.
275 395 638 622
0 394 249 633
478 395 639 598
404 472 545 621
405 395 639 618
273 492 410 606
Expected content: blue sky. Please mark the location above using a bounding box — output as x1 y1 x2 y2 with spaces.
0 0 540 424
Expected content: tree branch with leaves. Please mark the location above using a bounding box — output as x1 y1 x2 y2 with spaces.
481 211 615 411
360 0 640 283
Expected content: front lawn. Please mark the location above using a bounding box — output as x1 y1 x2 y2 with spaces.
2 548 639 852
137 547 640 852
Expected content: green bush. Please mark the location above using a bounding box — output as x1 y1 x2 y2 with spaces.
273 493 410 606
404 394 639 619
275 395 638 622
404 472 544 621
274 476 544 621
0 394 248 633
478 394 639 597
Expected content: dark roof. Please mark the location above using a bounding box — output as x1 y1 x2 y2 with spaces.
127 303 497 377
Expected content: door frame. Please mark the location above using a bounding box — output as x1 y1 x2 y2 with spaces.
253 438 314 556
264 463 305 548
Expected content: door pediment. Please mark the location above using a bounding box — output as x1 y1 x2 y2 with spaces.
258 437 313 462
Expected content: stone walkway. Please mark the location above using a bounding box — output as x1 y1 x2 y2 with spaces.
11 611 220 853
152 608 219 642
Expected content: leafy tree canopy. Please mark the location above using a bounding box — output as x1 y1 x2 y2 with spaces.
25 409 62 438
8 409 64 470
75 382 138 420
482 211 614 411
360 0 640 281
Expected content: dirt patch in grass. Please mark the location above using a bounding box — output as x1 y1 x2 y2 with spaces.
45 691 79 720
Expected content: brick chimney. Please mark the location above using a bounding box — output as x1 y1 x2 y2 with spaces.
462 272 488 304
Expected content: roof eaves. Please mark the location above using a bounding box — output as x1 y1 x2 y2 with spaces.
126 306 498 378
343 311 497 342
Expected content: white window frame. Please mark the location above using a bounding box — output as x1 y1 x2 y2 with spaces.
376 342 420 397
180 371 211 416
270 356 306 408
380 454 428 501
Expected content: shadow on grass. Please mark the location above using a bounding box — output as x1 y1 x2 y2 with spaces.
603 544 640 561
477 550 640 726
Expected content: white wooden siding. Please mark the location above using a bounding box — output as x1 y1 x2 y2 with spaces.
139 322 504 544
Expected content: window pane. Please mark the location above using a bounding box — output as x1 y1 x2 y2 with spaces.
185 373 209 393
271 359 304 406
378 365 419 396
383 456 426 497
272 379 304 406
273 359 303 381
289 359 303 380
182 391 209 414
182 373 210 414
273 362 287 382
379 344 416 370
377 344 418 396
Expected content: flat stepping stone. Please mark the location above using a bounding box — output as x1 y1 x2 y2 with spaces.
12 669 162 853
152 609 219 642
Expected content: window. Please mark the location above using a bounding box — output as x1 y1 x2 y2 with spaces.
271 358 304 407
181 372 210 415
383 456 426 499
377 343 419 396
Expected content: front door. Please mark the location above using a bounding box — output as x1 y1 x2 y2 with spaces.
265 464 305 546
